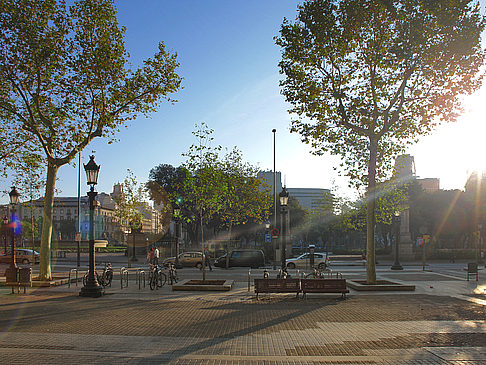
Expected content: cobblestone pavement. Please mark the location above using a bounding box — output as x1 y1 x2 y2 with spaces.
0 266 485 364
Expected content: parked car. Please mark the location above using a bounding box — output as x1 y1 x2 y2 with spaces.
162 251 204 269
286 252 329 269
0 249 40 265
214 249 265 269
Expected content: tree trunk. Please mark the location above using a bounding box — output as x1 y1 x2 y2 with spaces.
226 220 232 269
366 138 378 284
39 162 59 281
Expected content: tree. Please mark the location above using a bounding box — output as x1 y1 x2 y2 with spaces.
218 147 272 239
0 0 181 280
276 0 484 283
113 170 148 240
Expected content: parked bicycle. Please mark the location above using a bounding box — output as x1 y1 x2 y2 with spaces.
83 262 113 287
166 263 178 285
277 268 291 279
149 264 167 290
305 266 330 279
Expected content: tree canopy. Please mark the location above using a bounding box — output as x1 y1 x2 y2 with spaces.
276 0 484 283
0 0 181 280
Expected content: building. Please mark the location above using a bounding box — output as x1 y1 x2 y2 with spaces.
416 178 440 192
258 171 282 196
287 188 332 211
1 183 164 244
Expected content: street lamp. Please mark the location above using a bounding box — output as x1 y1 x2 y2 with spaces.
391 211 403 270
6 187 20 283
80 155 103 298
2 216 8 258
279 187 289 270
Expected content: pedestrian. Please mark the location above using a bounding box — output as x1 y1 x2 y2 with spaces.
204 247 212 271
147 247 154 266
153 246 159 267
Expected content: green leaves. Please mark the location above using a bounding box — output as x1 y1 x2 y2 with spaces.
277 0 485 188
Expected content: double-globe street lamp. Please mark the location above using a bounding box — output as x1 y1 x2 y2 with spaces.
5 187 20 283
79 155 103 298
279 187 289 270
390 211 403 270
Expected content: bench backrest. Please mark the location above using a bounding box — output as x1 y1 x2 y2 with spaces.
301 278 346 290
254 278 300 291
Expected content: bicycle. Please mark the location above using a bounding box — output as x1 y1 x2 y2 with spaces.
167 263 178 285
83 262 113 287
305 266 330 279
149 264 167 290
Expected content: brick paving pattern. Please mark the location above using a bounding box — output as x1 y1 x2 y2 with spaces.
0 264 485 364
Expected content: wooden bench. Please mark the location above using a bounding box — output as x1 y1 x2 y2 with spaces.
301 278 349 299
254 278 301 299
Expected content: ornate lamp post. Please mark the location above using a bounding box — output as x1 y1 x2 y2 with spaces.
2 216 8 257
5 187 20 283
391 211 403 270
279 187 289 270
80 155 103 298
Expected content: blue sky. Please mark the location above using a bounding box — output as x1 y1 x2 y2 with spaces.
56 0 350 199
7 0 486 203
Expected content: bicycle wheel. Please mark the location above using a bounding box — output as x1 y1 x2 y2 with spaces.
305 272 315 279
157 271 167 287
149 273 156 290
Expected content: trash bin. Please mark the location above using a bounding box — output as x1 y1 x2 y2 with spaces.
467 263 478 281
5 267 18 282
18 267 32 284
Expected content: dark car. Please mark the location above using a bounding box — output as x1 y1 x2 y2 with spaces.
214 249 264 269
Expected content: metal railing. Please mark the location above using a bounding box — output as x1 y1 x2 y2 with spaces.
120 267 129 289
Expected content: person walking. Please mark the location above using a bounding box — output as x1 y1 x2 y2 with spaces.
153 246 160 266
204 247 212 271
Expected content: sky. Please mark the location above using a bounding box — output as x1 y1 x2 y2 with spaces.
6 0 486 203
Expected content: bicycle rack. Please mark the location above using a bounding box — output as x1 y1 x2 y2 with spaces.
68 268 78 288
120 267 129 289
136 269 146 289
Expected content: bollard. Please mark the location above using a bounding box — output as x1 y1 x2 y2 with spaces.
296 269 299 279
120 267 129 289
138 270 146 289
68 268 78 288
248 269 251 292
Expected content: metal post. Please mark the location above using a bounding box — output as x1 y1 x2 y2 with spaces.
281 206 287 270
77 151 81 268
272 128 277 270
6 206 18 283
391 215 403 270
80 186 103 297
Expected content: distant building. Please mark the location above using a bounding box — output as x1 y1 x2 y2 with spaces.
287 188 332 211
258 170 282 195
1 183 163 244
465 171 486 194
394 154 416 183
416 178 440 192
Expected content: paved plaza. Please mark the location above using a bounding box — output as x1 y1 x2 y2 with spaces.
0 259 485 364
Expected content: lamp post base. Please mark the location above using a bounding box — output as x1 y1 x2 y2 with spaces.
390 263 403 270
79 284 103 298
